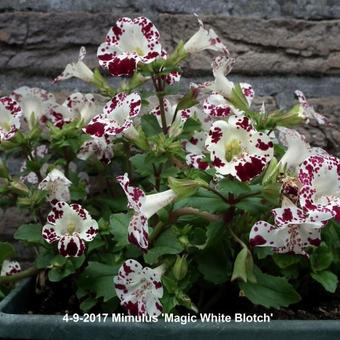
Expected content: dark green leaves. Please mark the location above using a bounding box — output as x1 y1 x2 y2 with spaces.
311 271 338 293
310 244 333 272
141 114 162 137
77 261 119 302
0 242 16 264
239 267 301 308
217 178 251 196
144 227 184 265
14 224 43 244
109 213 130 248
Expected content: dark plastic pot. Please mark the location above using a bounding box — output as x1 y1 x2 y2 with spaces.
1 278 340 340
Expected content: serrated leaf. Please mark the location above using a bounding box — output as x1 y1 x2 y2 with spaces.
311 271 338 293
109 213 130 248
14 224 43 244
310 244 333 272
77 261 119 302
239 267 301 309
141 114 162 137
144 227 184 265
217 178 251 196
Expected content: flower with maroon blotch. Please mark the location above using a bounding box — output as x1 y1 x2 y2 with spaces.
295 90 328 125
277 127 328 173
196 56 254 116
1 260 21 276
78 134 114 164
11 86 58 129
54 47 94 83
185 131 210 170
38 169 72 202
97 17 162 77
20 145 49 185
298 154 340 221
184 15 229 55
63 92 106 125
205 116 274 181
116 173 177 251
0 97 22 141
84 92 141 140
249 198 333 255
42 201 98 257
114 259 164 316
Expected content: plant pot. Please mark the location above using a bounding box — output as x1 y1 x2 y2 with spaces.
1 278 340 340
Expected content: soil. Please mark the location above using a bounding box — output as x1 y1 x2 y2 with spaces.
24 277 340 320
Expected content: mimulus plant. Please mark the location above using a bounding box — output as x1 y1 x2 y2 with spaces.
1 15 340 318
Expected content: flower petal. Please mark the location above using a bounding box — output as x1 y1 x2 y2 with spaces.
0 97 22 141
1 260 21 276
128 213 149 251
58 235 86 257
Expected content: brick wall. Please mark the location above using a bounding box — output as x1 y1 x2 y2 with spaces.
1 0 340 261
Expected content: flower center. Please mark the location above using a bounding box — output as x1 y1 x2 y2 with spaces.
67 222 76 235
0 121 11 132
135 47 145 56
225 139 242 162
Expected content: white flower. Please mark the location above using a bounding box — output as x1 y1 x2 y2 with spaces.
184 15 229 55
63 92 106 125
0 97 22 141
84 92 141 140
42 201 98 257
54 47 94 83
78 134 114 164
114 259 164 316
97 17 162 77
1 260 21 276
205 116 274 181
295 90 328 125
20 145 49 184
277 127 328 173
250 198 333 255
116 173 176 251
298 155 340 221
11 87 57 129
38 169 72 202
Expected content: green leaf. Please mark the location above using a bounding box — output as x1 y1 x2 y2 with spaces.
196 245 232 284
310 244 333 272
217 178 251 196
239 267 301 309
77 261 119 302
229 83 249 112
130 154 154 177
48 256 85 282
141 114 162 137
14 224 43 244
0 242 16 264
144 227 184 265
109 213 130 248
311 271 338 293
273 253 303 269
175 90 199 111
180 117 201 138
80 296 97 312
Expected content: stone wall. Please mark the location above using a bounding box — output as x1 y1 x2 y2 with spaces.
0 0 340 261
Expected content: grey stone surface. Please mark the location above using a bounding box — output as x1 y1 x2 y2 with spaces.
1 12 340 77
1 0 340 19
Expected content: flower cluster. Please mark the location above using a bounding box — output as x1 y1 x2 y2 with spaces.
1 14 339 318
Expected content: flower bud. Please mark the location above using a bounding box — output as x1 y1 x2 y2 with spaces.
9 179 29 195
168 177 208 199
172 255 188 281
262 157 279 184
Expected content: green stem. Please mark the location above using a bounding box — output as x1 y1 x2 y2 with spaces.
170 207 222 223
0 267 38 284
149 221 165 245
152 76 168 135
205 186 230 205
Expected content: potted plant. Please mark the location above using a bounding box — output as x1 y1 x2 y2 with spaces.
1 15 340 339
